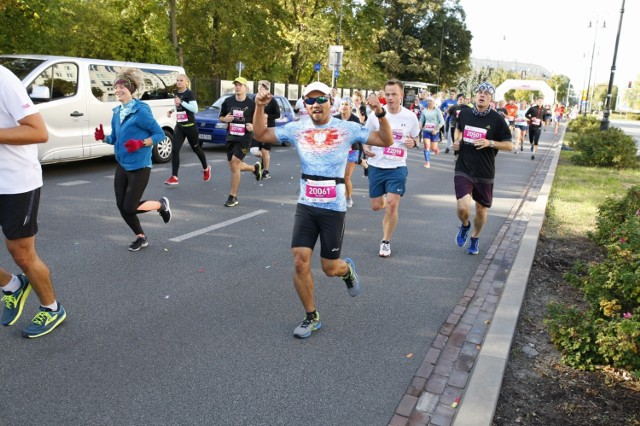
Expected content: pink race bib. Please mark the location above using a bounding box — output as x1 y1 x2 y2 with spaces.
305 180 337 202
229 123 246 136
424 123 435 131
531 118 541 126
462 125 487 144
176 111 188 122
392 129 404 142
383 146 405 159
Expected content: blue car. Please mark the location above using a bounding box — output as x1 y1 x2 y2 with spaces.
196 93 295 145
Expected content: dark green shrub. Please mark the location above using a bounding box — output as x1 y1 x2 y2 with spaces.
567 115 600 134
546 185 640 373
591 185 640 246
570 127 638 169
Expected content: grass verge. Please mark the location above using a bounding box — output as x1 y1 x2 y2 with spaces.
545 150 640 238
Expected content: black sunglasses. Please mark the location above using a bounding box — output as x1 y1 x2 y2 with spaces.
304 96 329 105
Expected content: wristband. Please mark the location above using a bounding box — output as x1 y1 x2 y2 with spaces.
375 110 386 118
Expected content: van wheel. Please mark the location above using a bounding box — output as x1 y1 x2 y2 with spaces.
153 129 173 163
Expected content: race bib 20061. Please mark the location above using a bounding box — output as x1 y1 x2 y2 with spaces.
305 180 337 203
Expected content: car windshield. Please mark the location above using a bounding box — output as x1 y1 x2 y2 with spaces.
0 57 45 80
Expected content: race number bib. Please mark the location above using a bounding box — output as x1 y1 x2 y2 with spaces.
462 125 487 144
229 123 246 136
515 117 527 124
305 180 337 203
383 146 405 159
176 111 188 123
424 123 435 131
392 129 404 142
531 118 541 126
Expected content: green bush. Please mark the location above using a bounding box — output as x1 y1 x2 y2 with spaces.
546 185 640 373
570 127 638 169
567 115 600 134
591 185 640 246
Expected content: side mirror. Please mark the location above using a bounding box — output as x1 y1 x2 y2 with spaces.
30 86 51 99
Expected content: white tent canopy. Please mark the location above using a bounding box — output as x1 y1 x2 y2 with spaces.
494 79 554 104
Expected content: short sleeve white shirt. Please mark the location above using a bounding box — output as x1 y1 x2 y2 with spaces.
0 66 43 194
365 107 420 168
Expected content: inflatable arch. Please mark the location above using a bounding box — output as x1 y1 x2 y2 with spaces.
494 79 554 104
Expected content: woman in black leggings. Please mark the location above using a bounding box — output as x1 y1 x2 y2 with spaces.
165 74 210 185
94 68 172 251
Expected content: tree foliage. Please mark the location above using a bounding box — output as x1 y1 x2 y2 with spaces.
623 74 640 110
0 0 471 88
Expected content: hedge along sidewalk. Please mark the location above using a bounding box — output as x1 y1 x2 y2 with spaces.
453 135 563 425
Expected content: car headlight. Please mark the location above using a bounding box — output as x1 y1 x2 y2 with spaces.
215 122 228 129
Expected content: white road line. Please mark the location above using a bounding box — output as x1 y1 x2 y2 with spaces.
58 180 91 186
169 209 268 242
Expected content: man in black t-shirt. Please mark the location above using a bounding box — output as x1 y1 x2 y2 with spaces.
525 97 547 160
250 80 280 180
447 94 470 154
219 77 260 207
453 82 513 255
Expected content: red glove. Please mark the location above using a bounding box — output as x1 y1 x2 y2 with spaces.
124 139 145 153
94 124 105 141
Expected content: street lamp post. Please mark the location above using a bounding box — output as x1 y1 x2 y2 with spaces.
583 19 605 115
601 0 626 131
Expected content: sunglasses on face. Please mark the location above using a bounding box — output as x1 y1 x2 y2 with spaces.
304 96 329 105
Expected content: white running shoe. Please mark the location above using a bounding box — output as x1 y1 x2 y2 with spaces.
379 241 391 258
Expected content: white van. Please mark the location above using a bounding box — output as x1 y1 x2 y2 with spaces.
0 54 185 164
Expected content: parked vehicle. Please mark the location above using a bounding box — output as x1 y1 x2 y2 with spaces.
196 93 295 145
0 54 185 164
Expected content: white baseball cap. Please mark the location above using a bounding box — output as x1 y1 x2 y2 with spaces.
303 82 331 97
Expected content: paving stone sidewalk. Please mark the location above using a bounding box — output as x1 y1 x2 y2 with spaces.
389 129 563 426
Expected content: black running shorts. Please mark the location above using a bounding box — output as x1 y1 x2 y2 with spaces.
291 203 346 260
0 188 40 240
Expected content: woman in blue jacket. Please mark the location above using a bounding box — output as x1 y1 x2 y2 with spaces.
94 68 172 251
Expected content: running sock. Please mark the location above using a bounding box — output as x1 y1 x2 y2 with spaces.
41 301 58 311
423 150 431 162
306 310 318 320
1 275 21 293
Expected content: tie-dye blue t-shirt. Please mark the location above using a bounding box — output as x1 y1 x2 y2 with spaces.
275 116 371 212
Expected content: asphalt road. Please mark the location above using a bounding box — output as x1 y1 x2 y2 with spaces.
610 118 640 153
0 132 546 425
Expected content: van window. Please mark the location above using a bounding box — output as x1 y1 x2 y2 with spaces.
0 57 44 80
89 64 180 102
27 62 78 103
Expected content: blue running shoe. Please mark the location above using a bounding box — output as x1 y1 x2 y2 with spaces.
22 304 66 338
293 312 321 339
1 274 31 326
467 237 480 255
343 258 362 297
456 223 471 247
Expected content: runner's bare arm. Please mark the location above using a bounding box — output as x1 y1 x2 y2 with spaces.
365 94 392 147
0 112 48 145
252 90 278 144
453 128 462 151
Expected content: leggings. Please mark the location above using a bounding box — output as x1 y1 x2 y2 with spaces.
114 164 151 235
172 124 207 176
529 127 542 145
